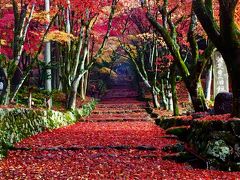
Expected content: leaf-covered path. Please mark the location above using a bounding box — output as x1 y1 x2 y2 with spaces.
0 87 240 179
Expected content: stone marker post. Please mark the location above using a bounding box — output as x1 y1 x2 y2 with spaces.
212 51 229 98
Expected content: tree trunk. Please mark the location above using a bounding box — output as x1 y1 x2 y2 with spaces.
170 66 179 116
44 0 52 108
1 79 10 105
80 78 86 100
152 87 160 108
67 78 81 110
231 71 240 117
187 79 207 112
160 79 167 109
83 71 89 98
205 65 212 101
223 50 240 117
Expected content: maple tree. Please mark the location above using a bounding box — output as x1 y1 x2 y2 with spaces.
0 0 58 104
51 0 119 110
192 0 240 117
111 7 176 112
142 0 216 112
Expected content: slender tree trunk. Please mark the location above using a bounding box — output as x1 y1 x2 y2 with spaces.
160 79 167 109
170 66 179 116
80 78 86 100
187 79 207 112
67 72 86 109
1 78 11 105
205 65 212 101
67 78 81 110
45 0 52 108
83 72 89 98
152 87 160 108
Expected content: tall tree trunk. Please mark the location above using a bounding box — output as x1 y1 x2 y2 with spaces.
45 0 52 108
67 78 81 110
152 87 160 108
170 66 179 116
205 65 212 101
83 72 89 99
67 72 87 110
223 50 240 117
187 79 207 112
160 79 167 109
80 78 86 100
231 70 240 117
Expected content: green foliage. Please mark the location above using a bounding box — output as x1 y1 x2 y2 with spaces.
74 99 98 118
15 88 61 108
0 99 97 158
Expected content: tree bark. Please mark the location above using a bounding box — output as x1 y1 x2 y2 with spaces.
205 65 212 101
170 66 179 116
222 49 240 117
67 78 81 110
160 79 167 109
186 79 207 112
152 87 160 108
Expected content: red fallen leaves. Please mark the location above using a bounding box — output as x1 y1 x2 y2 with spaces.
1 93 240 179
0 121 239 179
195 114 233 121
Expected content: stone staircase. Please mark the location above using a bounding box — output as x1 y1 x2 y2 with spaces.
102 86 139 99
85 87 151 122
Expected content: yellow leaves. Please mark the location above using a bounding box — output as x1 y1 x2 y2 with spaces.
96 37 120 64
0 39 7 46
136 33 166 46
96 51 112 64
89 16 98 29
45 30 77 44
32 11 49 23
99 67 118 78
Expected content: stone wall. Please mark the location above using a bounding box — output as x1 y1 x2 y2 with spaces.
188 119 240 171
0 100 97 158
155 115 240 171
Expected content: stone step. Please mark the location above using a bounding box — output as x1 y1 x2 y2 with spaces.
103 94 139 99
100 100 145 104
96 104 146 109
92 109 147 114
103 89 139 98
88 113 150 119
84 117 151 122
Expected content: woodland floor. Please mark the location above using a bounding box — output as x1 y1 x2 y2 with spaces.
0 87 240 179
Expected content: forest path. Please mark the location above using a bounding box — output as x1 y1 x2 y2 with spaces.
0 87 239 179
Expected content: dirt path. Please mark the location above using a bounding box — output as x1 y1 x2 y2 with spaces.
0 87 239 179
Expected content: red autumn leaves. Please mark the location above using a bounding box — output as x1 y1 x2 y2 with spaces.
1 96 240 179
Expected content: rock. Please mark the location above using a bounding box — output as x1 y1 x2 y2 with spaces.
88 146 106 150
136 145 157 151
210 131 238 145
165 126 190 139
108 145 129 150
229 119 240 138
214 92 233 114
162 143 185 153
157 116 192 130
233 144 240 161
206 140 230 161
192 112 209 119
162 152 195 162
